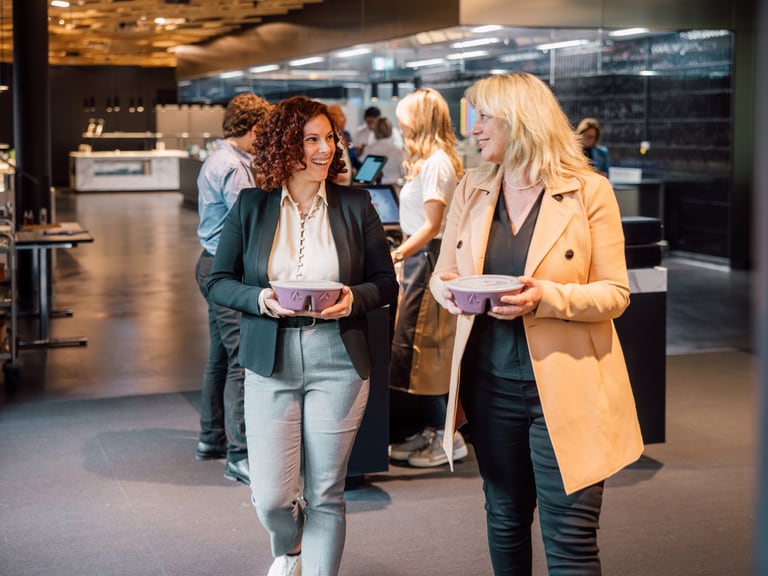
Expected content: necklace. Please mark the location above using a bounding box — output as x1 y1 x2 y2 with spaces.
504 176 542 191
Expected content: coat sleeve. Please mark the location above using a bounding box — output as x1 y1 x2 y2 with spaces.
534 176 630 323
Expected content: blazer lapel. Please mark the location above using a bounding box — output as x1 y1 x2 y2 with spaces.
257 189 281 287
326 183 350 284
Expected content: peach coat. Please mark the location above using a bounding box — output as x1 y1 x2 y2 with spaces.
430 166 644 495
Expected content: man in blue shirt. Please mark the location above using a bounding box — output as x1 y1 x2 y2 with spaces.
194 93 271 485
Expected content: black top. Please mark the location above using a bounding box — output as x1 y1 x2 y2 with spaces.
465 188 543 380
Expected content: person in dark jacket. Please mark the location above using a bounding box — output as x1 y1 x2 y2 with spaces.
208 96 398 576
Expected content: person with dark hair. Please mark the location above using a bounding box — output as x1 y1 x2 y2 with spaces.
431 72 643 575
195 92 271 484
576 117 610 177
352 105 382 158
207 96 398 576
361 116 404 187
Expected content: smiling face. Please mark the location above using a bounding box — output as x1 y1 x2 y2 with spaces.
472 110 509 164
292 113 336 184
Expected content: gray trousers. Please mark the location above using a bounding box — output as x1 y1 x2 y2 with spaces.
244 321 369 576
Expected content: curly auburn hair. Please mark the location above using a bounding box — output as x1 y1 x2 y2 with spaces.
222 93 271 138
253 96 347 191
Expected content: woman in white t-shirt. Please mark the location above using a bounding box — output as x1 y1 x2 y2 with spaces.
388 88 465 468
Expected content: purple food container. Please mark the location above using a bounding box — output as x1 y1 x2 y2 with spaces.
270 280 343 312
447 275 524 314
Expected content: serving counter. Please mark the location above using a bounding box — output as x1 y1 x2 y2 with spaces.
69 150 188 192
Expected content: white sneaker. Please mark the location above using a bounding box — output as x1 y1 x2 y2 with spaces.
267 553 301 576
389 428 436 461
407 430 469 468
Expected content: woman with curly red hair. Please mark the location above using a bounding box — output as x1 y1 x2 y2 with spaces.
208 96 398 576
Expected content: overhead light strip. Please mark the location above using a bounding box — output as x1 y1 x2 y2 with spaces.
335 47 371 58
404 58 446 69
610 28 649 37
536 39 589 51
451 37 500 49
446 50 489 60
249 64 280 74
289 56 325 67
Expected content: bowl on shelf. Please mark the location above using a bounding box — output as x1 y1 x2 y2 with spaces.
270 280 343 312
446 274 524 314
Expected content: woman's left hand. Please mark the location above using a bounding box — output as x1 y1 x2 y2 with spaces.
487 275 541 320
305 285 353 320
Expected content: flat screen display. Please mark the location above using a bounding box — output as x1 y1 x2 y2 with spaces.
354 155 387 184
364 185 400 226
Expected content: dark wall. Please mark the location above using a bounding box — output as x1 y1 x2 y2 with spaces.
46 66 176 187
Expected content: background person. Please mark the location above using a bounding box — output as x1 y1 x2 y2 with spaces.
194 92 271 485
327 104 357 184
387 88 466 468
207 96 398 576
431 72 643 575
361 116 404 188
576 117 610 177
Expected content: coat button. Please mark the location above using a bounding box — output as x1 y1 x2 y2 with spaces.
565 249 574 259
457 240 463 249
554 194 564 202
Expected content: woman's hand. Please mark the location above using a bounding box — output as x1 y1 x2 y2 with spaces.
487 275 542 320
262 288 297 318
313 285 353 320
439 273 463 315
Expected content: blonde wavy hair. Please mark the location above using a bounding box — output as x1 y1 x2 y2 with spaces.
395 88 463 182
464 72 591 186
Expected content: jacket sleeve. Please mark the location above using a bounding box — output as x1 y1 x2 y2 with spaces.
207 191 266 317
349 191 399 316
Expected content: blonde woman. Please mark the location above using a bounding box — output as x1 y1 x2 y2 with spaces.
388 88 466 467
430 72 643 574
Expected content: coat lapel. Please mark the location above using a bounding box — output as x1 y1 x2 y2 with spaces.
524 180 578 276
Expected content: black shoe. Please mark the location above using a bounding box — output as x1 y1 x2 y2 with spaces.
196 441 227 461
224 458 250 485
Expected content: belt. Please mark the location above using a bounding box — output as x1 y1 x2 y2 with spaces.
278 316 336 328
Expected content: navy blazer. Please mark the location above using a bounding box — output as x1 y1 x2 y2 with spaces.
208 181 398 379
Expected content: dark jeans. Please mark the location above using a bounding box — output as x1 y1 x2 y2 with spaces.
195 250 247 462
460 360 603 576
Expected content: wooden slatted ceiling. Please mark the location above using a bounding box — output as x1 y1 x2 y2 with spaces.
0 0 323 67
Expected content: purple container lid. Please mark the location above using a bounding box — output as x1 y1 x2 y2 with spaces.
270 280 343 312
447 274 524 314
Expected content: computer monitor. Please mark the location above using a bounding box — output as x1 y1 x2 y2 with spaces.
354 155 388 184
364 184 400 228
